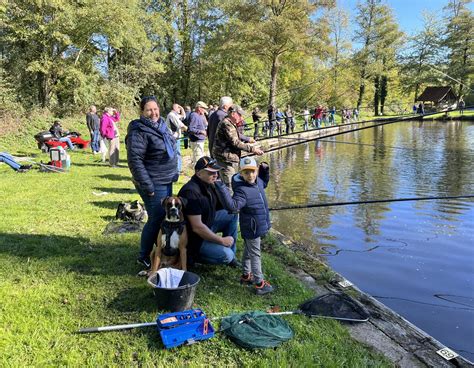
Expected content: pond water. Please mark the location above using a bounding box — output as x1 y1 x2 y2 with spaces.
265 120 474 361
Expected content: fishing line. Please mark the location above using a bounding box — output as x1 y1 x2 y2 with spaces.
272 136 415 151
251 106 464 155
268 195 474 212
318 139 415 151
371 295 474 311
254 115 416 155
434 294 474 309
318 238 408 256
427 65 474 93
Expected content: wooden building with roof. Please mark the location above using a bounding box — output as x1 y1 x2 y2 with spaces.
417 86 458 109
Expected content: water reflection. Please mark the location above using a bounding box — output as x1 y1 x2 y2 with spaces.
266 121 474 360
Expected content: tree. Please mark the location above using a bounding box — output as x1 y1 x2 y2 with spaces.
400 12 446 102
371 4 401 115
226 0 334 108
353 0 401 114
2 0 165 112
443 0 473 99
325 6 357 108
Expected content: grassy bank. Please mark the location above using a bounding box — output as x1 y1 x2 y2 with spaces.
0 117 391 366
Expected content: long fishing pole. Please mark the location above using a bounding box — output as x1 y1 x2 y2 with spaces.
268 195 474 211
427 65 474 93
253 115 413 155
251 106 464 155
273 136 417 151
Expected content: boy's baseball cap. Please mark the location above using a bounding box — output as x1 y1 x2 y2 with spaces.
239 157 258 171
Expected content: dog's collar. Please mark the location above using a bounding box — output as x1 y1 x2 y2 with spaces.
161 220 186 235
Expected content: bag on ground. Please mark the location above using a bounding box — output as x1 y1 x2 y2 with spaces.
116 200 146 222
220 311 293 349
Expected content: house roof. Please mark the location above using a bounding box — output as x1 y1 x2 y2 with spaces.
417 87 458 102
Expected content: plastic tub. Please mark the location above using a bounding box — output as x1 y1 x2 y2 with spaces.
147 270 200 312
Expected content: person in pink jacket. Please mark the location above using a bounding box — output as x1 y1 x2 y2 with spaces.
100 107 121 167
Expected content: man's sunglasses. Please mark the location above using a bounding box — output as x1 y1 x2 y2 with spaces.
203 158 216 168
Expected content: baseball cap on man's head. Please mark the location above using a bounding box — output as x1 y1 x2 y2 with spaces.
239 157 258 171
195 101 209 109
195 156 222 172
228 104 245 116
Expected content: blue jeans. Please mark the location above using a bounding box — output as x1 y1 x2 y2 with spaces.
176 140 182 173
0 152 21 170
90 130 100 152
59 137 74 150
136 183 173 260
199 210 238 265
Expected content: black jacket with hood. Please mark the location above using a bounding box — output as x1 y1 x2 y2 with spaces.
125 117 178 194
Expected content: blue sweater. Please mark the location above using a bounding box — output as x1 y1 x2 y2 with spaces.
188 112 207 142
125 118 178 193
216 170 271 239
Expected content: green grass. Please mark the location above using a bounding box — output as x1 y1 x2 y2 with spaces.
0 117 391 366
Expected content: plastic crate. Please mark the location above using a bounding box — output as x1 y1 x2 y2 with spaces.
156 309 215 349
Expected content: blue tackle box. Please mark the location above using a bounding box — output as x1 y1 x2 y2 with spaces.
156 309 215 349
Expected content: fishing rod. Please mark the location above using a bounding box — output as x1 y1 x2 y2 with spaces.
272 136 416 151
253 115 413 155
318 139 414 151
427 65 474 93
252 106 463 155
268 195 474 212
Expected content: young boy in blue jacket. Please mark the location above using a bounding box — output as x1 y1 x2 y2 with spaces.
216 156 274 295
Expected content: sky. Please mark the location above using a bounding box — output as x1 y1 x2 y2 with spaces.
339 0 473 36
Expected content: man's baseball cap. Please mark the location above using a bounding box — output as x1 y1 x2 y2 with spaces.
239 157 258 171
195 156 222 172
228 104 245 116
195 101 209 109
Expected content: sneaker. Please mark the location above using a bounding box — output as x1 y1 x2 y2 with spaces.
19 164 32 170
240 273 254 286
255 280 274 296
137 257 151 269
227 258 242 268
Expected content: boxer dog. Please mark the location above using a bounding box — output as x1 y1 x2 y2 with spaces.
149 196 188 272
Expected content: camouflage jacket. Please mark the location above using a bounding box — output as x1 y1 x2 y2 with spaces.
212 118 256 163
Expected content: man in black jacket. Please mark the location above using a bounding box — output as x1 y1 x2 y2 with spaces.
178 156 240 267
207 96 233 157
86 105 100 153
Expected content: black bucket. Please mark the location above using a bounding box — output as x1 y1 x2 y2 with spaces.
147 270 200 312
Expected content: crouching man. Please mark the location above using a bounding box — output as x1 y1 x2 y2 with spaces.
178 156 240 268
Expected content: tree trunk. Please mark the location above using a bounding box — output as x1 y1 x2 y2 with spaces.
414 82 420 103
458 40 469 97
373 75 380 116
38 72 51 108
179 0 193 103
357 67 366 110
380 75 387 115
269 53 280 108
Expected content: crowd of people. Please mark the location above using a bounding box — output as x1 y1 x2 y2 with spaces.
2 93 469 298
126 96 273 295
